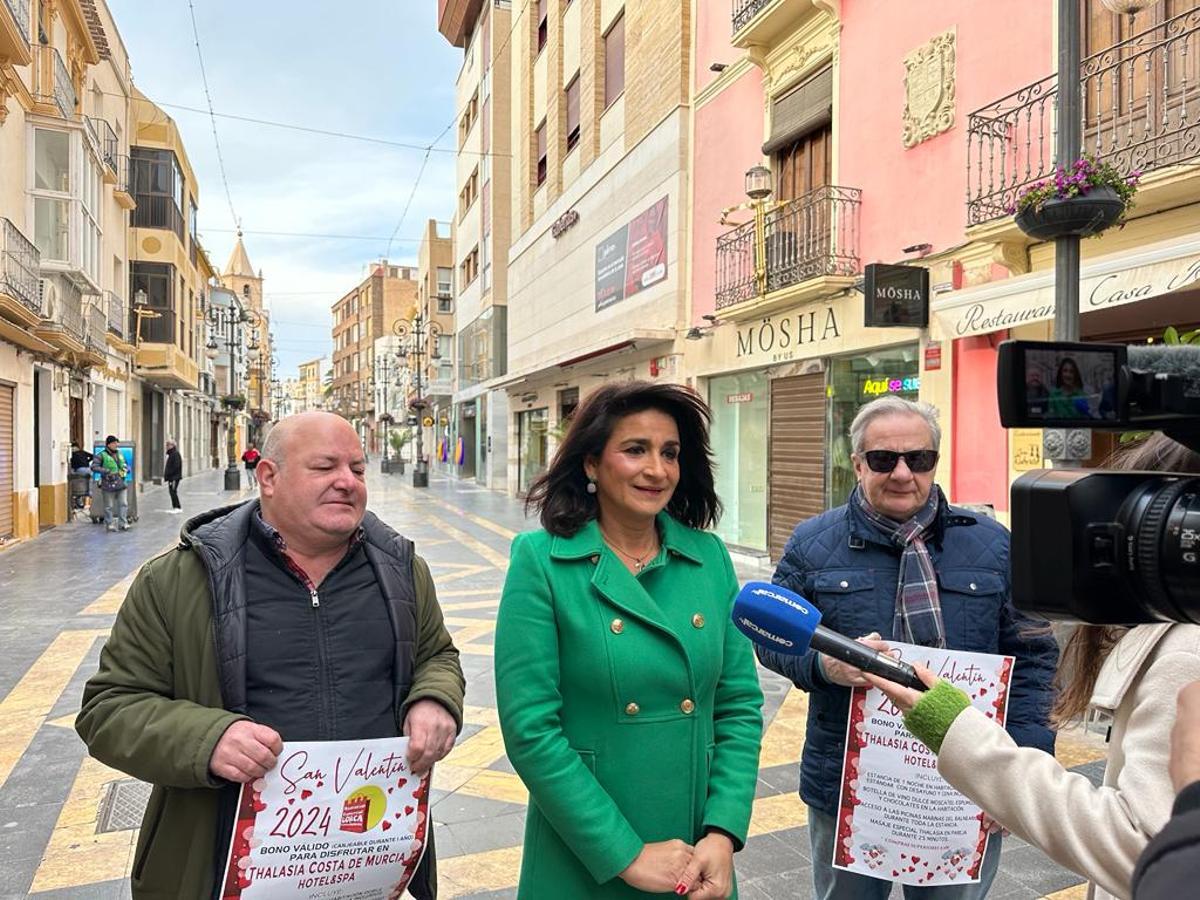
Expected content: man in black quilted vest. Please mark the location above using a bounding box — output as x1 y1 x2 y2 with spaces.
77 411 465 900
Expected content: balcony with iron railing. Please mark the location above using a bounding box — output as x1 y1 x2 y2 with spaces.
87 116 120 179
104 290 125 339
112 154 135 210
0 217 41 325
35 45 76 119
715 184 861 312
131 195 186 243
730 0 828 48
35 278 85 349
967 7 1200 228
0 0 32 66
84 301 107 360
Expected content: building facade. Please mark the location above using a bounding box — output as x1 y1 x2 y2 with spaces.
439 0 513 491
498 0 692 497
0 0 141 541
411 219 457 477
329 261 417 454
219 234 271 445
127 87 216 484
296 355 325 413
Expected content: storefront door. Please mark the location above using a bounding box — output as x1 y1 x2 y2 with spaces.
827 346 921 508
518 408 549 495
768 373 826 560
709 371 768 552
0 384 13 540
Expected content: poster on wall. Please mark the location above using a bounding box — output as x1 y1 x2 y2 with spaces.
595 196 669 312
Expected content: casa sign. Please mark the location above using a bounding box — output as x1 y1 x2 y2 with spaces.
934 241 1200 340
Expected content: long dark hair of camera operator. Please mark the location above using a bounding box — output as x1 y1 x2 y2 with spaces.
1053 432 1200 725
525 381 722 537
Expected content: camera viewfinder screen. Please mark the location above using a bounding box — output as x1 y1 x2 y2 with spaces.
1024 347 1119 422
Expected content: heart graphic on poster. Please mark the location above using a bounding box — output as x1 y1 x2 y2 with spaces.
381 820 392 831
300 789 312 800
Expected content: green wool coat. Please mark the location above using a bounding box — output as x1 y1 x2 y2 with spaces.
494 514 764 899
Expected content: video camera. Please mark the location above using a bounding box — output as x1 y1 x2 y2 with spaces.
997 339 1200 625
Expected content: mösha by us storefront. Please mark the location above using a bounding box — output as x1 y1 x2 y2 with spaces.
691 290 923 560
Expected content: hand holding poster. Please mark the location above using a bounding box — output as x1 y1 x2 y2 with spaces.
221 736 430 899
833 643 1014 886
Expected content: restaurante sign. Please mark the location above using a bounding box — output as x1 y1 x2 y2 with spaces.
934 241 1200 339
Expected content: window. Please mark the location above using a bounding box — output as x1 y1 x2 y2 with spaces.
459 89 480 145
459 166 480 219
460 246 480 287
32 129 70 262
566 75 581 151
130 147 185 240
536 120 547 186
81 156 101 286
537 0 548 52
436 267 453 297
130 262 175 343
604 11 625 108
438 297 453 314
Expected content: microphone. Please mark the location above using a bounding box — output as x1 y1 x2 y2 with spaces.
732 581 928 692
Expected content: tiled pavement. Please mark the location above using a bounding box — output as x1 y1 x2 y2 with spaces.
0 467 1103 898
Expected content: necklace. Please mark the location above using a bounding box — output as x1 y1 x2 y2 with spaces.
599 526 659 571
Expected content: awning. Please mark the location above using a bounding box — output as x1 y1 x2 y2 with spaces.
494 328 677 389
931 234 1200 340
762 68 833 156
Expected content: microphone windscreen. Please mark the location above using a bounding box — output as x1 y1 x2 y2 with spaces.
1128 344 1200 397
732 581 822 656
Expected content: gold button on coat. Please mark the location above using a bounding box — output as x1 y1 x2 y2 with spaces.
610 618 624 634
680 698 695 714
692 613 705 628
625 702 640 716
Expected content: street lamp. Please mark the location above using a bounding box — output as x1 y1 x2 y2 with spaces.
392 311 442 488
208 302 249 491
720 164 788 298
375 352 399 474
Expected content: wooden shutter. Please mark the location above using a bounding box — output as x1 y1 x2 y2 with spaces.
768 373 826 561
0 384 14 540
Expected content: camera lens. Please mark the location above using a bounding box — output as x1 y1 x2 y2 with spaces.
1119 476 1200 624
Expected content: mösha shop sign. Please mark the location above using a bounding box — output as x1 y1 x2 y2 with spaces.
735 305 841 361
936 241 1200 340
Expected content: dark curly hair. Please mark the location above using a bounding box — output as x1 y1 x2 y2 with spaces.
525 381 722 536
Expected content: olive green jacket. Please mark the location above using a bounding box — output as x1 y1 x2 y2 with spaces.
495 514 764 899
75 503 464 899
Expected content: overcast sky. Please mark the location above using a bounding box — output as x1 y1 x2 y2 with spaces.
108 0 463 376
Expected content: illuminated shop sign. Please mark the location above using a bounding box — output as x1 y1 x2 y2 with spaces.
861 375 920 397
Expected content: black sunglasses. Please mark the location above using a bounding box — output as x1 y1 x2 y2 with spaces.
863 449 939 474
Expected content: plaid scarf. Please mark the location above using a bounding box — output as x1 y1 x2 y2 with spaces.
852 484 946 648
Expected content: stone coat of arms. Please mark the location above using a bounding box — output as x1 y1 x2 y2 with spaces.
903 29 956 148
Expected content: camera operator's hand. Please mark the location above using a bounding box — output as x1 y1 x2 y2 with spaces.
1170 681 1200 792
819 633 893 688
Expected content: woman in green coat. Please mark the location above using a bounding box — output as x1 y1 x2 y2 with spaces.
495 382 764 898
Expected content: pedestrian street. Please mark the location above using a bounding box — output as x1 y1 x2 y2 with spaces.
0 469 1106 899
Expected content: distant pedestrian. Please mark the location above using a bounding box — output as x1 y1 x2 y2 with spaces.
164 440 183 513
92 435 129 532
69 442 94 474
241 441 260 487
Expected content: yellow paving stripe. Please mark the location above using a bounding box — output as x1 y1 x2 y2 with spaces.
1041 884 1088 899
459 644 495 657
440 588 501 598
414 492 519 543
1053 726 1109 769
461 705 500 727
432 564 496 585
445 725 507 769
455 769 528 806
426 517 510 571
441 598 500 612
77 539 183 616
28 755 137 893
748 791 808 837
759 687 809 770
0 629 107 790
439 846 523 898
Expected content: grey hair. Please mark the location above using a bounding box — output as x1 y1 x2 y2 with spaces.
850 396 942 454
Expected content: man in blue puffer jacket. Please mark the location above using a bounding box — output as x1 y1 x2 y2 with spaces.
757 396 1058 900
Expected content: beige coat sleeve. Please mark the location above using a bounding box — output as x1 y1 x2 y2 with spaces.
937 649 1200 900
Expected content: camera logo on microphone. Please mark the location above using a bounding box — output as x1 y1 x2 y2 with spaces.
736 617 794 648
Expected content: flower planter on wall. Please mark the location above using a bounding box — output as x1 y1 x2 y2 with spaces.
1014 186 1125 241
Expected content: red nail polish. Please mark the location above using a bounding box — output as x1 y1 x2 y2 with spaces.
675 884 688 896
